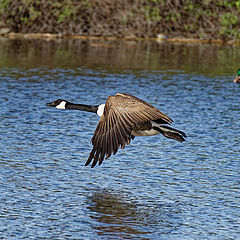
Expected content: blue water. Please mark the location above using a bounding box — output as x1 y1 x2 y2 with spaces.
0 39 239 239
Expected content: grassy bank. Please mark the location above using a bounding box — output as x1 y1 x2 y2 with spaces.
1 0 240 40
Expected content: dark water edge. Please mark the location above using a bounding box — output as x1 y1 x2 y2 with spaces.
0 38 239 239
0 37 240 76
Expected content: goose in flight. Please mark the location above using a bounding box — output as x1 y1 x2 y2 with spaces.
46 93 186 168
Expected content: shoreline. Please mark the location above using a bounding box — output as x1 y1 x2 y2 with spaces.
1 32 240 45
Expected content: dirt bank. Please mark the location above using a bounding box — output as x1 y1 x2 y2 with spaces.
1 0 240 41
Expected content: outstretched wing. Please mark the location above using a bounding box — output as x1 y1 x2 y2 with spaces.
85 93 173 167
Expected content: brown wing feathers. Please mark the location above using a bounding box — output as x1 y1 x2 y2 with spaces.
85 114 131 167
120 93 173 124
85 93 173 168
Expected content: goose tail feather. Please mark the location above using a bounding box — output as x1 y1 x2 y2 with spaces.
154 125 186 142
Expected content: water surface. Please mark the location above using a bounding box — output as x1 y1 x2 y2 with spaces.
0 38 239 239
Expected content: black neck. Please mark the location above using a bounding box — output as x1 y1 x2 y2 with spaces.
66 103 98 113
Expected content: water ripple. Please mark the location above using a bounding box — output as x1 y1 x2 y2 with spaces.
0 40 240 239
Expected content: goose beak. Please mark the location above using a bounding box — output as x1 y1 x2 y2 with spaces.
46 101 55 107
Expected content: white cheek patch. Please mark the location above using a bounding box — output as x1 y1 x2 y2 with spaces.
97 104 105 117
56 101 66 109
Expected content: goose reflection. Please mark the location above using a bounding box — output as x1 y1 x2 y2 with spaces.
86 189 151 238
85 189 181 238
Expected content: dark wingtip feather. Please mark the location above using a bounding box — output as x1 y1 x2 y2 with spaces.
91 161 97 168
85 148 95 166
91 151 100 168
98 151 105 166
85 158 91 166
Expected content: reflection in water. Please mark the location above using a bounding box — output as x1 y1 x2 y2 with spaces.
86 189 181 239
0 37 239 76
87 189 149 238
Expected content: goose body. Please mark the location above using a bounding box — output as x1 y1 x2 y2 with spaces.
47 93 186 168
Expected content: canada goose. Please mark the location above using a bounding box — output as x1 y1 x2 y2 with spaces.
234 68 240 83
46 93 186 168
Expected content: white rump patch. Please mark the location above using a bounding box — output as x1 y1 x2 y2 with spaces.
56 101 66 109
150 120 160 128
97 104 105 117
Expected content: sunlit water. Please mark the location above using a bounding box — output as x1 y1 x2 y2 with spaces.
0 38 239 239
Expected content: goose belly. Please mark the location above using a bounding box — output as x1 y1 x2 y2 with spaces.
131 128 159 136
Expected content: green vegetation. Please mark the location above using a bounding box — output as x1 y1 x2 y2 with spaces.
219 12 239 38
52 0 77 23
0 0 11 14
1 0 240 40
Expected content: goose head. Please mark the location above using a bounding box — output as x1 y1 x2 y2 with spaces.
46 99 68 109
46 99 99 113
